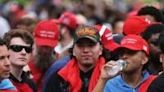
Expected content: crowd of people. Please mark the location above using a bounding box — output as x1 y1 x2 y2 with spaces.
0 0 164 92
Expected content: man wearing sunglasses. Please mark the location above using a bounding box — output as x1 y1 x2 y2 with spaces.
3 29 36 92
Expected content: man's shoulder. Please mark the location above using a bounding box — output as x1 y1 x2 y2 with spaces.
106 75 122 86
52 56 71 67
43 56 71 87
104 75 126 92
46 56 71 75
149 73 164 86
42 70 69 92
146 74 164 92
0 79 16 90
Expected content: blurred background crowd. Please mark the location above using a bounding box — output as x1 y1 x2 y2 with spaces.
0 0 164 35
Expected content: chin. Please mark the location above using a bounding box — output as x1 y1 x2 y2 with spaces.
2 74 10 79
80 59 96 67
81 63 94 68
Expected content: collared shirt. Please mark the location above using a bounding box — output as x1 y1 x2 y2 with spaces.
55 40 74 54
9 71 37 92
104 71 150 92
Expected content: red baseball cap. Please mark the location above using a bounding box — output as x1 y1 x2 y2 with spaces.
119 34 149 55
95 25 120 51
34 20 59 47
58 11 78 29
123 16 151 35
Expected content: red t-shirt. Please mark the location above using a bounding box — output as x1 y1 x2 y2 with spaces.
28 60 43 92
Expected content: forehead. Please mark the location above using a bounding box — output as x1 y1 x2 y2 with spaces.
118 48 138 55
10 37 30 46
145 15 156 22
0 45 9 56
119 48 147 56
149 33 160 41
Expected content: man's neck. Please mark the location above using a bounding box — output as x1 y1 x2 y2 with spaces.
122 69 143 88
10 65 23 81
78 64 94 73
60 36 73 47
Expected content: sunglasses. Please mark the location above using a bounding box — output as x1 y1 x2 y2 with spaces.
9 45 32 53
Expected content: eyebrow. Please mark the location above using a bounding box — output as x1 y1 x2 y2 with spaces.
0 55 9 60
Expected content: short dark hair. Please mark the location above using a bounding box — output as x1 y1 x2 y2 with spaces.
142 23 164 41
137 6 164 23
159 32 164 53
0 38 6 46
3 29 34 47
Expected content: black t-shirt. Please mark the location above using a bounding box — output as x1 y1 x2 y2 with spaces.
43 72 69 92
80 69 93 92
9 71 37 92
147 72 164 92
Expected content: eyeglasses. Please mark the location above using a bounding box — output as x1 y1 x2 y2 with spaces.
9 45 32 53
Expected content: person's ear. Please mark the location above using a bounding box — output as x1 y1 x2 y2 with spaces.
73 51 75 56
160 54 164 63
99 45 103 55
141 53 148 65
72 47 76 56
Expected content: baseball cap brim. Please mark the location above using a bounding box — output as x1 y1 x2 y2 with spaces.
115 45 149 55
35 37 58 47
75 36 98 43
104 40 120 51
121 45 142 51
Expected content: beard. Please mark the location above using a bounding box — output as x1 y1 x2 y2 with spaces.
81 63 93 68
78 59 96 71
34 48 55 72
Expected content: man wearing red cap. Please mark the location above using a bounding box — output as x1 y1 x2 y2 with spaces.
94 24 122 61
95 24 120 52
93 35 156 92
28 19 59 92
54 11 78 59
123 16 151 35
